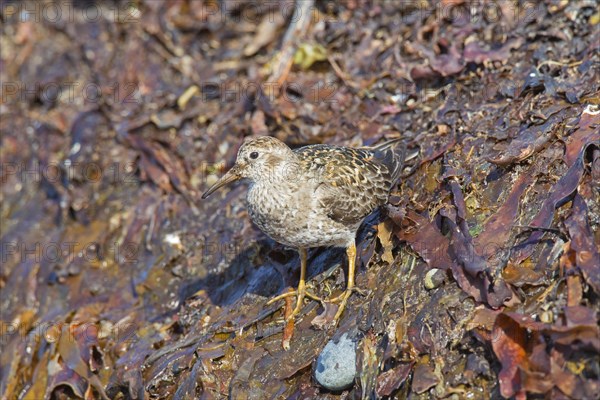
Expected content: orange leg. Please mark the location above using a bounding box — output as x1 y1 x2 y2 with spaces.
266 248 322 320
331 242 356 321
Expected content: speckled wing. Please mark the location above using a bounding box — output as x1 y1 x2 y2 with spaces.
296 142 403 226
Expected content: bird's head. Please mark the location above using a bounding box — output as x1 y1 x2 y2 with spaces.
202 136 296 198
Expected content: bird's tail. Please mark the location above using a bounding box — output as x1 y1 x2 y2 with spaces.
367 138 406 184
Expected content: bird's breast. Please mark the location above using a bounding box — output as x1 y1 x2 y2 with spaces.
246 181 354 248
247 181 303 237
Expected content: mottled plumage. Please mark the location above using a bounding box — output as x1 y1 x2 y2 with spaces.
202 135 405 327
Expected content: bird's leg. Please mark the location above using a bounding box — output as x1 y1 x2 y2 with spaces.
289 247 308 320
330 242 357 321
266 248 322 311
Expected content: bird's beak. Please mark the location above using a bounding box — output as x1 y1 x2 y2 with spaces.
201 164 243 199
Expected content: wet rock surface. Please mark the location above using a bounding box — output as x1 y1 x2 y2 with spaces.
1 1 599 399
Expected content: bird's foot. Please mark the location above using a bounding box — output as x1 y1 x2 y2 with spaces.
332 289 352 321
326 287 366 322
326 286 365 303
267 285 365 325
267 287 323 304
267 285 322 322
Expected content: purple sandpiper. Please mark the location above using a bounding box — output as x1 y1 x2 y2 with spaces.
202 136 405 324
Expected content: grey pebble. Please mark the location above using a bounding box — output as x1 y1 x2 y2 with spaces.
424 268 446 289
314 332 357 391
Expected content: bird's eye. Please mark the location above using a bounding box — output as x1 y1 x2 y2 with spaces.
249 151 259 159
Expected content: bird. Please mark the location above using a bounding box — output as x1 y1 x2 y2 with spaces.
202 135 405 325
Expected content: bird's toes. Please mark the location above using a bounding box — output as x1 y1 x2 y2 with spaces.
266 289 297 305
332 291 352 321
